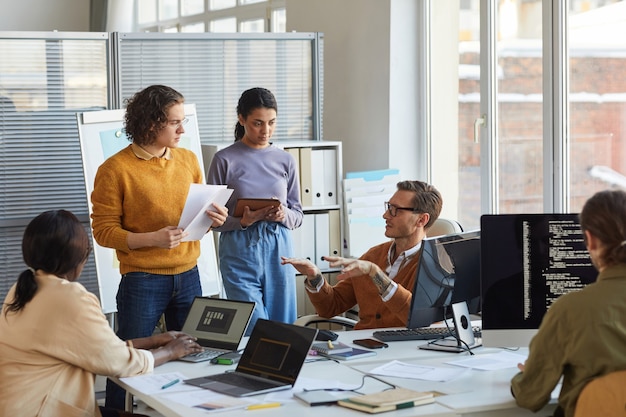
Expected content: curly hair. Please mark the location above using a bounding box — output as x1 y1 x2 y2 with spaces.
124 85 185 146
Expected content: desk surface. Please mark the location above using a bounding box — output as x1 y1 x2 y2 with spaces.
115 328 556 417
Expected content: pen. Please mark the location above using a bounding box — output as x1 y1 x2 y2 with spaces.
246 402 282 411
161 378 180 390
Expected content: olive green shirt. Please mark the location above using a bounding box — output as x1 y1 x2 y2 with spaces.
511 263 626 417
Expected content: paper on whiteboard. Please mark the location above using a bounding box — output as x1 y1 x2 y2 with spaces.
178 183 233 241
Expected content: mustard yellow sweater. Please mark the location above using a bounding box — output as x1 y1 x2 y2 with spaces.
91 145 203 275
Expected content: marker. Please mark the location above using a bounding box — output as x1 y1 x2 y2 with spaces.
246 402 281 411
161 378 180 390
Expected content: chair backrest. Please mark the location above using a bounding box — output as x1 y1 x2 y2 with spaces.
427 218 463 238
574 370 626 417
294 314 357 330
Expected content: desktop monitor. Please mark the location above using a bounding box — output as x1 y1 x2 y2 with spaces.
480 213 597 347
407 230 481 329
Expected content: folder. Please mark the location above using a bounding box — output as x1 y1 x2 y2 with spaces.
343 169 401 257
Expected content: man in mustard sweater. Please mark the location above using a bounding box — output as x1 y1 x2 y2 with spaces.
282 180 442 329
90 85 227 409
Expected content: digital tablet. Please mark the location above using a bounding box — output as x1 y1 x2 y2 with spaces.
234 198 280 217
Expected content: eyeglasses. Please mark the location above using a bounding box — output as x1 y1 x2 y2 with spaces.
384 201 419 217
167 117 189 129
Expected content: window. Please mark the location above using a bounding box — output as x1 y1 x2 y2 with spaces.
136 0 286 33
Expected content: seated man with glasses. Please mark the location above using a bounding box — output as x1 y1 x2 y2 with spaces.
281 180 442 329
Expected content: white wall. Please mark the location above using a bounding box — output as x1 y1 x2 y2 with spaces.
287 0 397 176
0 0 89 31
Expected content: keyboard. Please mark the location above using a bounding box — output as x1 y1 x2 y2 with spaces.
181 348 224 362
373 326 482 342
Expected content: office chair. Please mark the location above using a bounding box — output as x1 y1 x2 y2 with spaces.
574 369 626 417
427 218 463 238
294 314 357 331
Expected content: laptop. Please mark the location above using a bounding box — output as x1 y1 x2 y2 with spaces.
184 319 318 397
178 297 255 363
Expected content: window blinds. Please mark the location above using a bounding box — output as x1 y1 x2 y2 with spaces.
0 33 109 299
114 32 323 143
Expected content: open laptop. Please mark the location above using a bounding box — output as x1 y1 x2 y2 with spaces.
178 297 255 363
184 319 318 396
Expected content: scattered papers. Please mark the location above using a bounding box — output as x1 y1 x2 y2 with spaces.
445 351 527 371
120 372 191 395
178 184 233 241
161 389 257 412
368 360 468 382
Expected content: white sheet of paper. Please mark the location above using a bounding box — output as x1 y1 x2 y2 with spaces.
445 351 528 371
368 360 468 382
178 184 233 241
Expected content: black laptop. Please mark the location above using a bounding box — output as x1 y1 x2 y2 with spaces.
178 297 255 363
184 319 318 396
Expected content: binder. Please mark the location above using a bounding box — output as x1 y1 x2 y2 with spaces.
328 209 342 257
322 148 338 205
299 147 314 206
310 149 325 206
292 213 315 262
314 212 330 269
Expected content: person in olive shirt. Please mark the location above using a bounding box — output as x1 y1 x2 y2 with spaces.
511 189 626 417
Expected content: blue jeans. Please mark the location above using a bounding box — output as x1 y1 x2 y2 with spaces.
219 222 297 336
105 266 201 410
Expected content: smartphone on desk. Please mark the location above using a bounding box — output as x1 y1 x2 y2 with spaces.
353 338 389 349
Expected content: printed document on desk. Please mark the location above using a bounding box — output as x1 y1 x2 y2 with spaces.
445 351 527 371
368 360 468 382
178 184 233 241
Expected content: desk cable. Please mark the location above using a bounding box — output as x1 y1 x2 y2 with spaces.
302 374 396 395
425 305 476 355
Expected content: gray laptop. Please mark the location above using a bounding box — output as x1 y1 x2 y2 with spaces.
184 319 318 396
178 297 255 363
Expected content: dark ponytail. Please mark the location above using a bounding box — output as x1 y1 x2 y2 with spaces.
234 87 278 142
4 210 91 315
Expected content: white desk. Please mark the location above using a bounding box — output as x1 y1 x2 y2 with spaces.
115 328 556 417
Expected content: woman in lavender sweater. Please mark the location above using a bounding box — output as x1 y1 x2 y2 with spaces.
208 87 303 334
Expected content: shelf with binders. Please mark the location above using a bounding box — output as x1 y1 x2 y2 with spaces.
202 141 345 266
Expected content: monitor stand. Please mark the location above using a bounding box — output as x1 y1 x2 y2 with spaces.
418 302 482 353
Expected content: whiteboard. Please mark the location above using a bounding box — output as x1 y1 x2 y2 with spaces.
76 104 222 313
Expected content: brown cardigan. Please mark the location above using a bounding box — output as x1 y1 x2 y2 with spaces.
306 241 420 329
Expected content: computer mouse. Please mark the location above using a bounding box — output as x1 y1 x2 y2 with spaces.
315 329 339 341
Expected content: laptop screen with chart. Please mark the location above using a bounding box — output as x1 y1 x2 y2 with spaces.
178 297 254 362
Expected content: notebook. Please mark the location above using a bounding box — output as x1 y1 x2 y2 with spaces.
184 319 318 397
178 297 255 363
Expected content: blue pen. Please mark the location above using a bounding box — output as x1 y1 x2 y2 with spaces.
161 378 180 390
